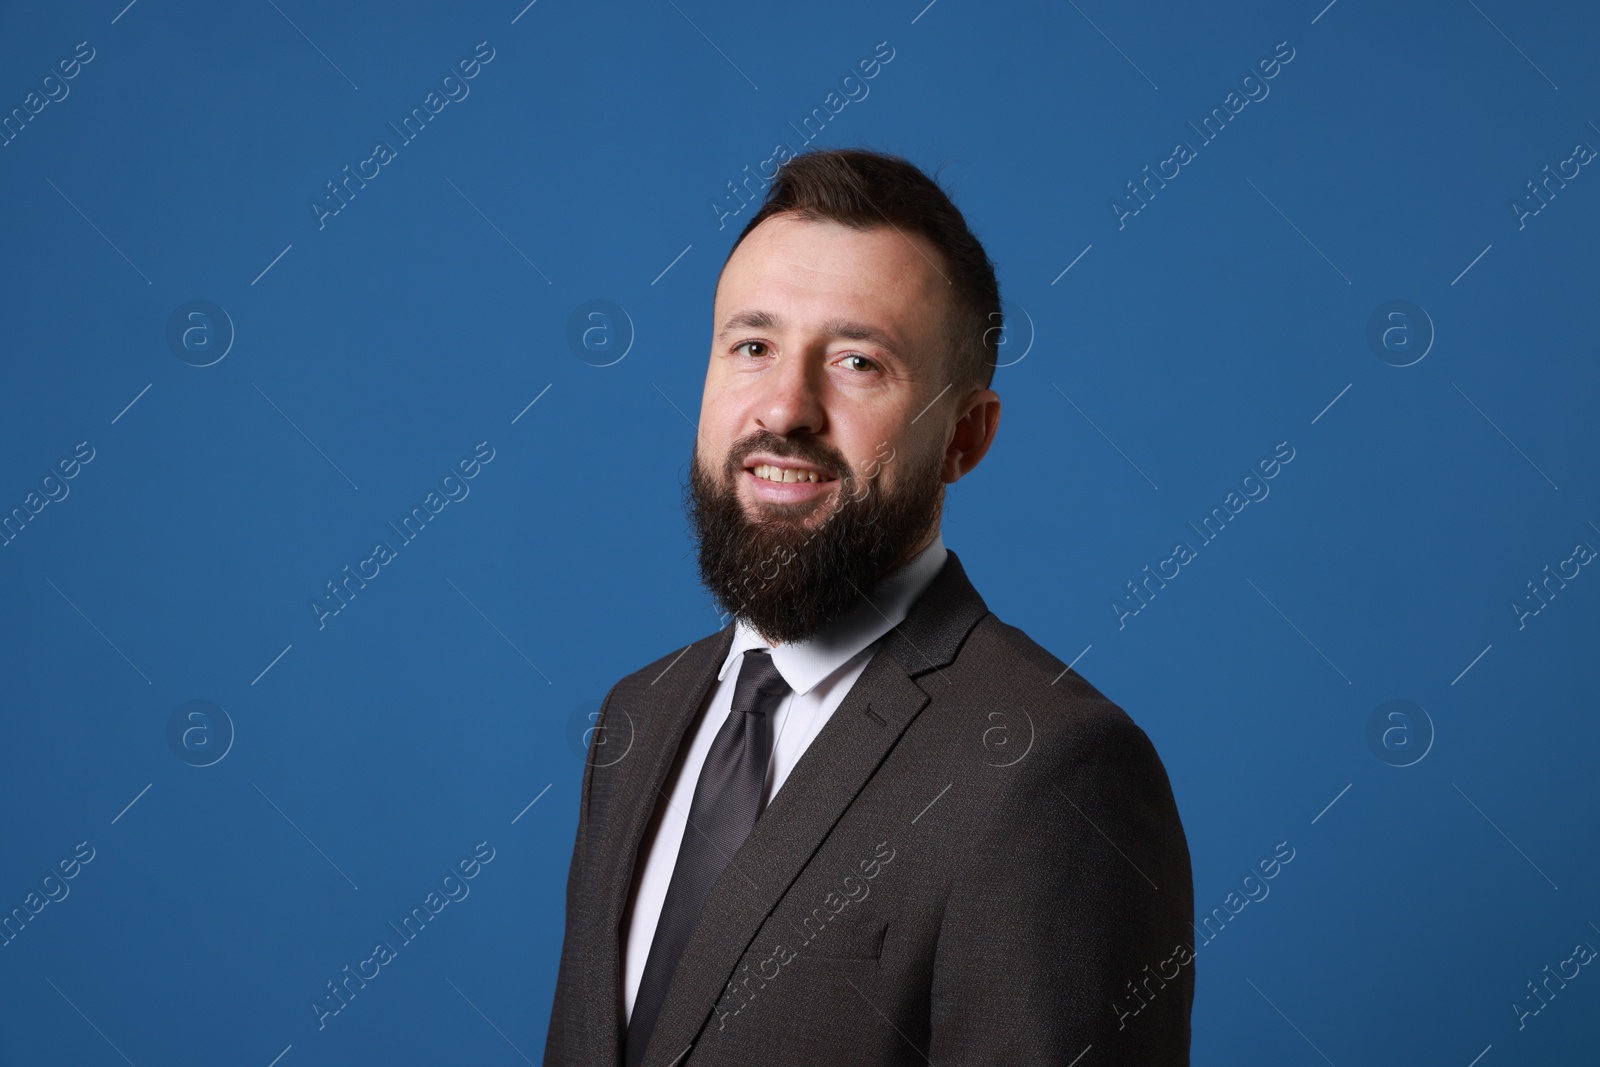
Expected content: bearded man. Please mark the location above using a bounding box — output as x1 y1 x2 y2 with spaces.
544 148 1194 1067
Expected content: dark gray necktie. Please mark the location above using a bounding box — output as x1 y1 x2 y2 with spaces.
625 648 790 1067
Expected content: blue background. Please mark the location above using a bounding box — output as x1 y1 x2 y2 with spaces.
2 0 1596 1064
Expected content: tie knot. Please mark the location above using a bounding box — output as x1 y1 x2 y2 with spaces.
731 648 790 716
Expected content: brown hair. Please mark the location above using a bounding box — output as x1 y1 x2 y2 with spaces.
724 148 1002 393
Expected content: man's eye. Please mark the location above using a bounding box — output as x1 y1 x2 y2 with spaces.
840 354 878 373
735 341 770 358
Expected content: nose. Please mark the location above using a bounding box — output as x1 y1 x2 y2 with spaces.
752 345 826 439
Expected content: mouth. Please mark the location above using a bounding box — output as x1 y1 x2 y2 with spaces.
742 459 839 504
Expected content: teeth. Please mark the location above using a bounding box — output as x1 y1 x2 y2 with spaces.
754 464 824 484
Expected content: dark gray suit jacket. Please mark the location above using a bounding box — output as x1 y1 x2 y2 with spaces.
545 549 1194 1065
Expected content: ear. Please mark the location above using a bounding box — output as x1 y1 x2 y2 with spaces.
942 388 1001 483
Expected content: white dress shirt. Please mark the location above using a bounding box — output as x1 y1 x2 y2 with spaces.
620 530 949 1022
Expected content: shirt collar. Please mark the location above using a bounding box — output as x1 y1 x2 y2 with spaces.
717 530 949 697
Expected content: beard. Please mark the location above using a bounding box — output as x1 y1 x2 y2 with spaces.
685 430 947 644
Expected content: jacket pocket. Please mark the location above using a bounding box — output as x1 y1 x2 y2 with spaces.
797 917 887 962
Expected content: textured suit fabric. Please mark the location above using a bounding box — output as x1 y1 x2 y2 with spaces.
544 549 1195 1066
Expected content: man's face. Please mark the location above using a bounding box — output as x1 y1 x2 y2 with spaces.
685 213 972 643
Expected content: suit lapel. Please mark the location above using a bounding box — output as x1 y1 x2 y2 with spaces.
638 549 989 1067
587 623 735 1067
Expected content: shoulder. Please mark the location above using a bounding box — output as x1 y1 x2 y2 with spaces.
937 612 1192 901
952 611 1162 770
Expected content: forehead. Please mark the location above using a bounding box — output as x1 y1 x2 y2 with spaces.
714 214 950 344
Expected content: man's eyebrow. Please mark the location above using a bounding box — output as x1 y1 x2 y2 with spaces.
717 310 903 355
717 310 781 336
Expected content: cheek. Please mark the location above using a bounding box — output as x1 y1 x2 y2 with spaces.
836 404 910 465
698 379 739 439
876 426 939 483
695 410 736 466
702 386 764 451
